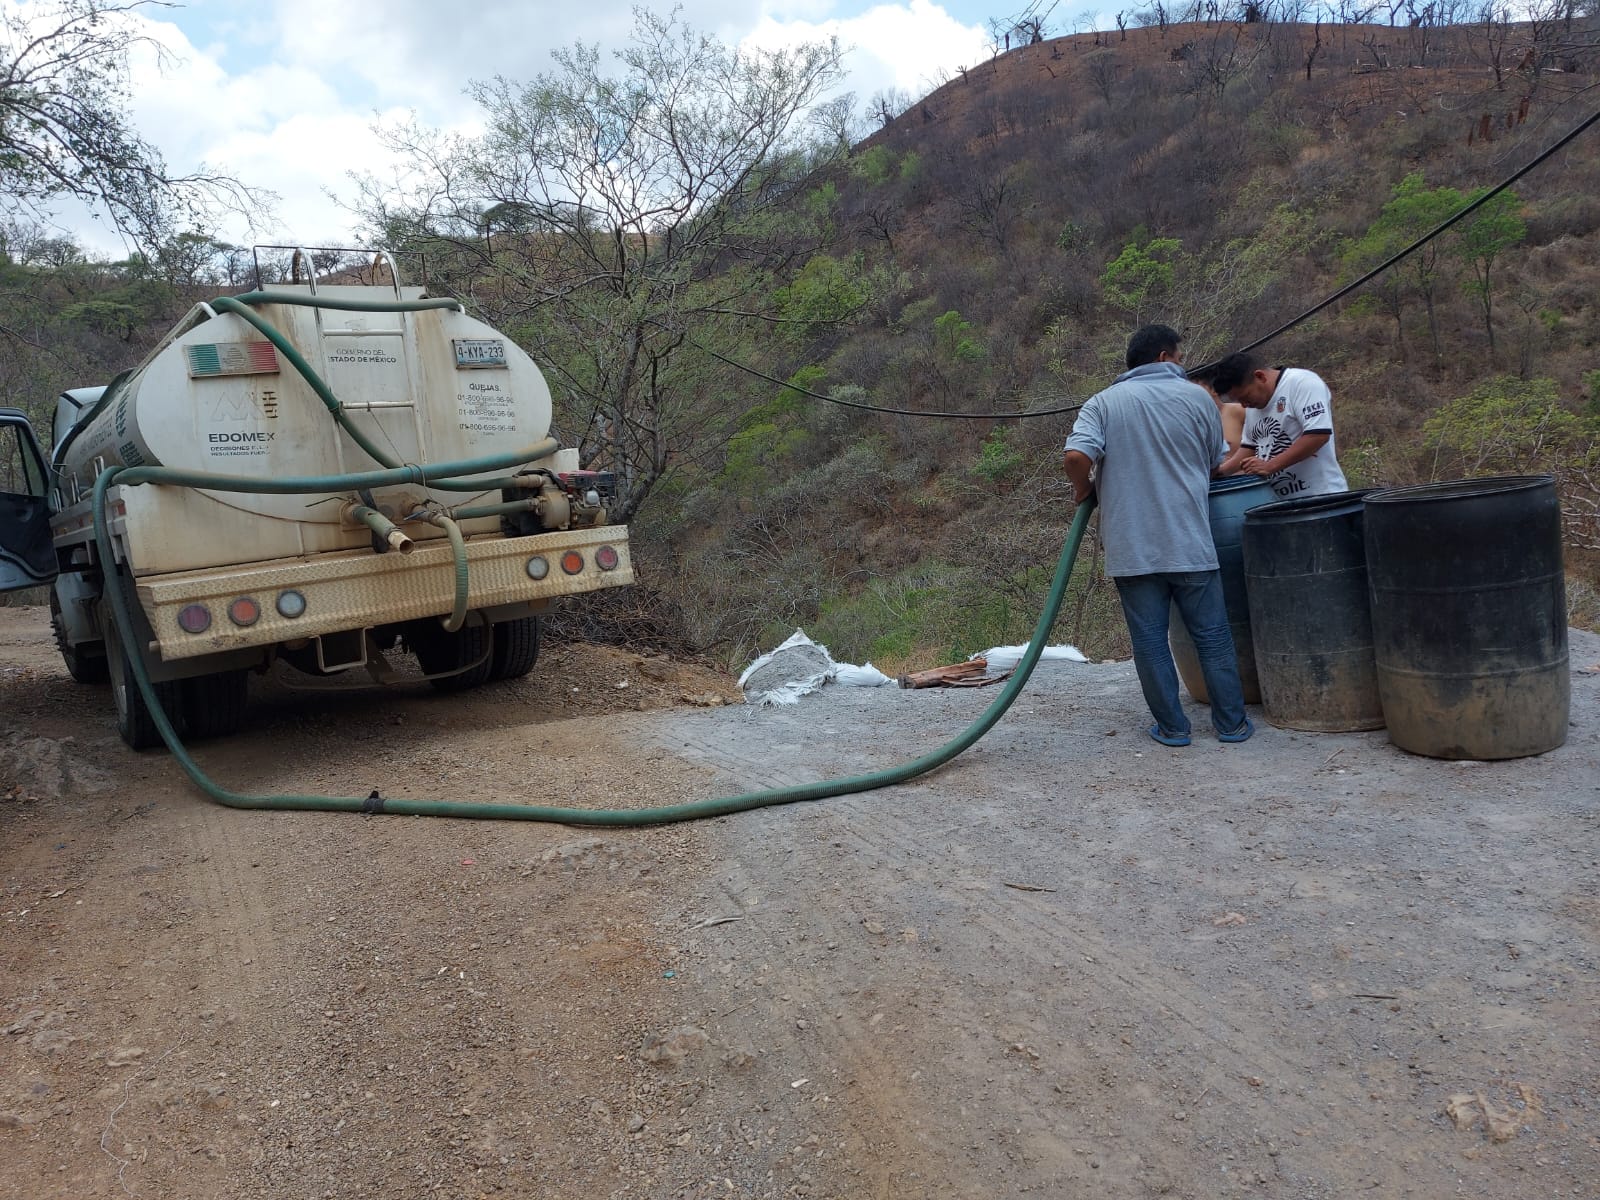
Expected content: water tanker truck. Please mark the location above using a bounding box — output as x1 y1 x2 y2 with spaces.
0 251 632 749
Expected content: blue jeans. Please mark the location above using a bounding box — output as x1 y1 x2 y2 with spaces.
1114 571 1248 737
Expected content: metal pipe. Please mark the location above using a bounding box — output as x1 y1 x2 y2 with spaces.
347 504 415 554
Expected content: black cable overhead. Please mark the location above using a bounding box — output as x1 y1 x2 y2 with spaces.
688 335 1084 419
693 102 1600 418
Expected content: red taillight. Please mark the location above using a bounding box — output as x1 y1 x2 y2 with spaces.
228 596 261 627
177 604 212 634
560 550 585 575
595 545 620 571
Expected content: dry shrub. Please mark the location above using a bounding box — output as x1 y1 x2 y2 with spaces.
1525 194 1600 248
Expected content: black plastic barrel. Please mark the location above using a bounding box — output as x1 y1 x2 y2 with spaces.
1243 490 1384 732
1364 475 1568 760
1170 474 1275 705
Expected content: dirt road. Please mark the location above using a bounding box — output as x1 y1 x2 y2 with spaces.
3 605 1599 1199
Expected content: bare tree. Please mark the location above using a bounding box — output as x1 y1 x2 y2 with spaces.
868 87 914 129
0 0 266 249
1305 17 1325 77
1465 1 1517 87
1187 23 1267 99
953 163 1029 252
354 10 847 522
1085 47 1121 102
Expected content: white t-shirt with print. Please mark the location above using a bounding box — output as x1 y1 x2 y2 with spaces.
1241 367 1348 499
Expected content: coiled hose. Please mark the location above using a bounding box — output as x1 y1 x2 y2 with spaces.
95 461 1095 827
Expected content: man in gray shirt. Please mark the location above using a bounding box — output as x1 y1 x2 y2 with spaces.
1063 325 1253 746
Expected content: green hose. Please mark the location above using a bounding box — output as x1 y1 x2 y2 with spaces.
206 294 548 493
449 498 540 521
94 466 1095 826
420 512 470 632
211 296 405 470
113 439 557 496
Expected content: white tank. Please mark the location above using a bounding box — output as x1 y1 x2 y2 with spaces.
57 285 562 570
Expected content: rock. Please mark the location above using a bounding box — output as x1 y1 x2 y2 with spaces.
637 657 675 683
2 1009 48 1035
640 1026 709 1066
627 1114 646 1133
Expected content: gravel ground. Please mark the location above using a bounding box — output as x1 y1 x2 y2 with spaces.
3 604 1598 1199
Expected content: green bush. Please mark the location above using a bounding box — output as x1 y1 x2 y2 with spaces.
1100 236 1181 321
1422 376 1583 477
1055 221 1090 252
811 566 956 668
1339 441 1386 490
850 145 896 186
774 253 868 337
970 427 1024 486
932 309 986 363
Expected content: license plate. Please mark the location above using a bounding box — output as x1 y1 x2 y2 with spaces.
453 338 507 369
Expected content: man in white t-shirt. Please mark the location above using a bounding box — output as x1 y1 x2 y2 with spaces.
1211 353 1348 499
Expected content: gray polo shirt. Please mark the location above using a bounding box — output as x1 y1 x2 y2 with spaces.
1063 362 1226 578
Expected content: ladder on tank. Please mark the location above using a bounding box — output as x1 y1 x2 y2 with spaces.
271 247 431 477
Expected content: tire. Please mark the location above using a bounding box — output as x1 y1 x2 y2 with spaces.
487 616 540 681
105 622 184 751
180 670 249 740
410 619 494 694
51 589 108 684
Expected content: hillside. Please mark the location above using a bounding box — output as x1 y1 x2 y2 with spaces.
634 16 1600 669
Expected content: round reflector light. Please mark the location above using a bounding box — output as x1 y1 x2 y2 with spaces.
526 555 550 580
177 604 212 634
560 550 585 576
276 589 307 619
595 545 620 571
229 596 261 627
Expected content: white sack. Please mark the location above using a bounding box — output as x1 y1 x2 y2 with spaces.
977 643 1090 675
739 631 896 705
739 630 836 705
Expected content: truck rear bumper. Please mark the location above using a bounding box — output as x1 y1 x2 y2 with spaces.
136 526 631 661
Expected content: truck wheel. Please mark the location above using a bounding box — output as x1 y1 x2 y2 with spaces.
105 626 184 751
411 620 494 693
487 616 540 680
181 670 249 740
51 590 108 684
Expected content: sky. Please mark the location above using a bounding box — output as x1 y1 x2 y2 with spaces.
29 0 1088 256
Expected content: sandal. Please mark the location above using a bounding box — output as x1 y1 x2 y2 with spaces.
1147 724 1192 747
1218 718 1255 744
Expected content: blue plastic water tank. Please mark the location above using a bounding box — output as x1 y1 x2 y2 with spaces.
1169 474 1275 705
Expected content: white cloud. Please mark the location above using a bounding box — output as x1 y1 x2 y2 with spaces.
41 0 994 256
745 0 989 101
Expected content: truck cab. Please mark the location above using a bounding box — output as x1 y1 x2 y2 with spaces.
0 408 54 594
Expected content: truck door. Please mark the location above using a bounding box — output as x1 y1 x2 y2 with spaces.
0 409 57 594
